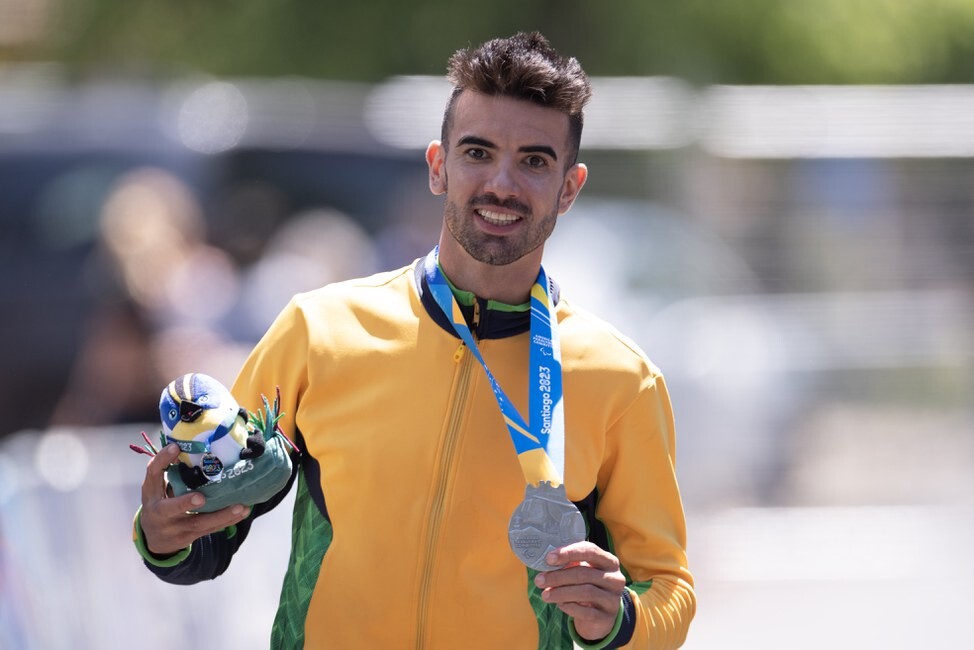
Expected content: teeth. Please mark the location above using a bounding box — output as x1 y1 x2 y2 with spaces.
479 210 519 225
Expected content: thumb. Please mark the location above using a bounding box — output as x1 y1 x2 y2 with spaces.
141 443 180 503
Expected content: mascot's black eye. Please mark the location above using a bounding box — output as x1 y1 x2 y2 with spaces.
169 408 178 420
199 395 209 404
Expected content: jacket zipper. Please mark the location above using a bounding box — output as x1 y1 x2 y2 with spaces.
416 324 480 647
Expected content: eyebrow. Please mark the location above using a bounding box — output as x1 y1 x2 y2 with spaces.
457 136 558 162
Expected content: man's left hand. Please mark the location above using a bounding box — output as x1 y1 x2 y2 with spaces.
534 541 627 643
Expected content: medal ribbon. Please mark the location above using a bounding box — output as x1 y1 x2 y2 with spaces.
424 247 566 487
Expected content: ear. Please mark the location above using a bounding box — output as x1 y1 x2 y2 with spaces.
557 163 588 215
426 140 447 195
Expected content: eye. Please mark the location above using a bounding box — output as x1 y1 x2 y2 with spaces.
525 155 548 169
465 147 487 161
169 408 178 420
199 395 209 404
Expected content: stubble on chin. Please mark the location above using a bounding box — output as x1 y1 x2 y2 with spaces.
444 201 518 266
443 193 558 267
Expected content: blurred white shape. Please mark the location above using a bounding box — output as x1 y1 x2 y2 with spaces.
679 300 782 385
364 75 452 149
702 85 974 158
697 505 974 582
583 77 695 149
648 289 972 376
34 430 89 492
167 77 377 151
6 69 974 159
364 75 694 151
0 452 19 504
0 63 62 134
772 289 974 369
233 77 317 148
175 81 249 154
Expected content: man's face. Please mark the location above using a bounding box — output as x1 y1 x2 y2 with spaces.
427 91 586 267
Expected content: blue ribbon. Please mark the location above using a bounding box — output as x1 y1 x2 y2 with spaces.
424 247 566 483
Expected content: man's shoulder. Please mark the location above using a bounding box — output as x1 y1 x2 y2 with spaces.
559 298 663 376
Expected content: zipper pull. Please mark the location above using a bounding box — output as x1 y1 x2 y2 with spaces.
454 343 466 362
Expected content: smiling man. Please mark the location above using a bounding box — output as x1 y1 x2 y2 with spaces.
135 32 695 649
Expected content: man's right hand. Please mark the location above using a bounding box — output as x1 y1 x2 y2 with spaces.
139 443 251 556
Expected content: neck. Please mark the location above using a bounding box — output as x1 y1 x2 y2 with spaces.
436 238 540 305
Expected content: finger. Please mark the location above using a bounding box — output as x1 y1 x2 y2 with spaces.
546 542 620 571
542 583 619 614
158 489 207 516
180 504 252 537
140 443 180 504
558 599 620 642
535 564 625 591
143 501 251 555
556 600 613 621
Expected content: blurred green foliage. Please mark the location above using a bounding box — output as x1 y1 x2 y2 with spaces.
21 0 974 83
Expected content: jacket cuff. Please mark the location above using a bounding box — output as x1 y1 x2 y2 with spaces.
132 506 192 567
570 588 636 650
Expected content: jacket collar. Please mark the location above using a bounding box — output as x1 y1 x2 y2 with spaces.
412 259 560 340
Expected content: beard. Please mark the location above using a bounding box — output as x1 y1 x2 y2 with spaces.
443 193 559 266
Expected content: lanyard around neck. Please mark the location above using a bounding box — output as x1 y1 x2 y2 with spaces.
423 247 566 487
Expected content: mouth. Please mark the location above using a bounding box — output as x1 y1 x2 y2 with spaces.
476 209 522 227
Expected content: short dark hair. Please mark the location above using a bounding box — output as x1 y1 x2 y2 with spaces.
440 31 592 166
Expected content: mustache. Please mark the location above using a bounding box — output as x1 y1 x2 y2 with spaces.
469 194 531 216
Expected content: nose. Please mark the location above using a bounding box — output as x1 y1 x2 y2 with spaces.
482 158 519 198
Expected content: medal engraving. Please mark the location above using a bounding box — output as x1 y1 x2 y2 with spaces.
508 481 586 571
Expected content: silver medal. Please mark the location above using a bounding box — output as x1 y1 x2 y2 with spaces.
508 481 586 571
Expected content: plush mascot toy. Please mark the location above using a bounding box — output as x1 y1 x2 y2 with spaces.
131 373 296 513
160 373 264 487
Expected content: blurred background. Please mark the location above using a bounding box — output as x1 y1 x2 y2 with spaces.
2 1 974 648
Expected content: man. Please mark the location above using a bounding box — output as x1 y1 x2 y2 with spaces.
135 32 695 649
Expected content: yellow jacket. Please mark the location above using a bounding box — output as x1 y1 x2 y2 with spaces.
141 261 695 649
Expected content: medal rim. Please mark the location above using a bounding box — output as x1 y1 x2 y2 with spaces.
507 482 586 572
